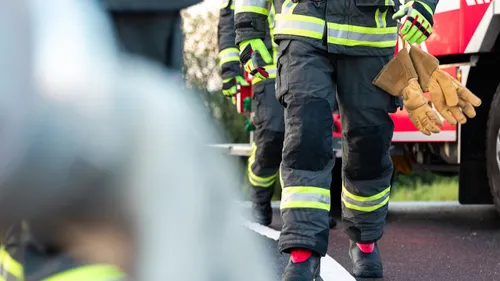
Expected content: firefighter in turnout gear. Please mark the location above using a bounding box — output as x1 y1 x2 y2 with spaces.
219 0 338 228
234 0 439 279
218 0 284 226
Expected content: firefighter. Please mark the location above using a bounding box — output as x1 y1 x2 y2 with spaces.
218 0 284 226
234 0 439 279
218 0 338 228
101 0 202 71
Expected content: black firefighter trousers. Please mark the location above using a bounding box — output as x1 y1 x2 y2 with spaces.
248 79 285 204
277 39 395 256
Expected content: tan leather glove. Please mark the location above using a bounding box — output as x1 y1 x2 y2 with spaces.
409 45 482 125
373 49 443 135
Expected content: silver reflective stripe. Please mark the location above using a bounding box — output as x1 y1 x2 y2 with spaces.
282 193 331 205
375 8 386 28
267 68 277 76
328 28 397 42
341 191 390 209
219 51 239 61
239 0 269 8
275 19 324 34
281 0 295 14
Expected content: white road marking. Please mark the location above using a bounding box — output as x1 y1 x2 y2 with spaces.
244 221 356 281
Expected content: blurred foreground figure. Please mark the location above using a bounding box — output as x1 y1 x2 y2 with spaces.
0 1 274 281
101 0 202 70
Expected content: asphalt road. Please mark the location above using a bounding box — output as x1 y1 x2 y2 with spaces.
244 202 500 281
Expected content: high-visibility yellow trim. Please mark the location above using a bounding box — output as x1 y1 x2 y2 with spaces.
281 201 330 210
276 14 325 25
247 143 278 187
219 48 240 56
342 196 390 212
343 186 390 202
0 246 23 279
219 57 240 66
42 265 125 281
235 6 270 16
385 0 395 5
282 186 330 196
327 23 397 35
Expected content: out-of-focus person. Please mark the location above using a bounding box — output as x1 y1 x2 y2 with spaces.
100 0 202 71
0 1 275 281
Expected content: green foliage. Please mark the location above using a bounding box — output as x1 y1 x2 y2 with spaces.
181 9 249 143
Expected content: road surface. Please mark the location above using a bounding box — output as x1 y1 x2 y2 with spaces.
243 202 500 281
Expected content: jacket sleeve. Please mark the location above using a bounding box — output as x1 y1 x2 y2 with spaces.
218 0 243 80
233 0 271 46
421 0 439 12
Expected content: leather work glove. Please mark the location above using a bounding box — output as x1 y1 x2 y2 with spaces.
222 75 249 103
373 49 443 135
393 1 435 44
408 45 482 125
238 38 273 80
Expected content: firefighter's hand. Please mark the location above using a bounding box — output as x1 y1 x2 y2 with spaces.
393 0 435 44
238 39 273 80
222 75 249 104
428 70 482 125
403 79 443 136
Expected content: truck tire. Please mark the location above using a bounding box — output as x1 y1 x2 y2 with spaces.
486 84 500 214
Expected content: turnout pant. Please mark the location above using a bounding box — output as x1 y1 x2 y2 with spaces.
277 39 395 256
248 79 285 204
109 11 183 71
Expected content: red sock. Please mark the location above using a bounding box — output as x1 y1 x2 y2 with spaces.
291 249 312 263
356 242 375 254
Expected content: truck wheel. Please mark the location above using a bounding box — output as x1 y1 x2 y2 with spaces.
486 84 500 214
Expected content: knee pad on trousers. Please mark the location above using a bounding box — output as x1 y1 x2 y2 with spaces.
283 96 333 171
343 122 394 180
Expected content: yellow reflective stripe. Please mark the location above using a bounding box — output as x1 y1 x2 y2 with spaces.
375 8 388 28
274 14 325 40
281 0 298 14
218 48 241 67
247 143 278 187
342 185 390 212
0 247 23 279
231 4 235 9
281 186 330 211
42 265 125 281
385 0 395 5
251 66 276 84
235 0 271 16
327 23 397 48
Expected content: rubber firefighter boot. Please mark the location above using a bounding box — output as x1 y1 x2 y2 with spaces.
349 240 383 278
251 202 272 226
282 249 323 281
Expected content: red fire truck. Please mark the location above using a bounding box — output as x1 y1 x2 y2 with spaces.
214 0 500 213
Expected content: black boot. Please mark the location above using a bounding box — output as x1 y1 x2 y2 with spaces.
251 202 272 226
282 251 322 281
349 240 383 278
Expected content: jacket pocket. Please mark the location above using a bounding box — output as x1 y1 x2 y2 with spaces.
354 0 395 6
276 40 292 105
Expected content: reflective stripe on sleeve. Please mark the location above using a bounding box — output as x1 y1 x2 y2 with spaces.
327 23 397 48
341 185 390 212
218 48 240 67
281 186 330 211
235 0 271 15
0 246 23 280
42 265 126 281
274 14 325 39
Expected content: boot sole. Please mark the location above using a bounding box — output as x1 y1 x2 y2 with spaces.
352 269 383 278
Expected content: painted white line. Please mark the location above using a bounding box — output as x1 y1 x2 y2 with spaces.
244 221 356 281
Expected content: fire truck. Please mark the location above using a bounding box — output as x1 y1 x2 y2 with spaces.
213 0 500 214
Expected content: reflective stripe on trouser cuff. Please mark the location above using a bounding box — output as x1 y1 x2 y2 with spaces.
274 14 325 39
252 66 276 84
327 23 397 48
42 265 126 281
248 143 277 187
235 0 271 15
281 186 330 211
218 48 240 67
0 246 22 280
342 185 390 212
